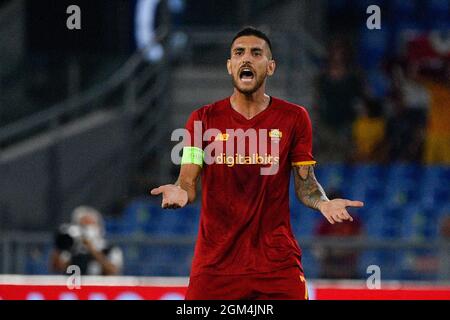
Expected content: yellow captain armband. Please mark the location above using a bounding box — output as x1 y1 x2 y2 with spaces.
181 146 204 167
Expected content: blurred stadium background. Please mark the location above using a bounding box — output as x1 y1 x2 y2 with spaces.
0 0 449 299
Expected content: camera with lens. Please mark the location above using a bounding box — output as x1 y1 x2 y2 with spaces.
54 223 92 251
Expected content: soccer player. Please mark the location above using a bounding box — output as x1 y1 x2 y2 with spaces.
151 27 364 300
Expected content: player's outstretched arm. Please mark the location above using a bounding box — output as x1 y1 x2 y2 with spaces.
150 164 201 209
293 165 364 224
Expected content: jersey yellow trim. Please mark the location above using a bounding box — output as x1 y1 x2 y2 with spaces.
291 160 317 166
299 275 308 300
305 282 309 300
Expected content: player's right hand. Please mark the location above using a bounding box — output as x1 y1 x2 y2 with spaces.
150 184 189 209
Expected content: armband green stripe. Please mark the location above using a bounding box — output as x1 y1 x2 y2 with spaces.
181 146 204 167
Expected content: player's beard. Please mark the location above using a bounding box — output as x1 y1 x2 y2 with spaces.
231 71 267 95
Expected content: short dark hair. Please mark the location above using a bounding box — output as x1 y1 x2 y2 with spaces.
231 26 273 57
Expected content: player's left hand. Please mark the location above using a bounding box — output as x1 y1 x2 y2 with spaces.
150 184 189 209
318 199 364 224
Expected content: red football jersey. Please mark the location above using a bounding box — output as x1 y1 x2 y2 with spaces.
184 96 316 276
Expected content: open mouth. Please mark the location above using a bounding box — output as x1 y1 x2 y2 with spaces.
239 67 255 82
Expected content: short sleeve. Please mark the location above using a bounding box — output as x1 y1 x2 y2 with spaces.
184 109 204 149
290 108 316 166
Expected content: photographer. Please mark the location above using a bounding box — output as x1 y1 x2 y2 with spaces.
50 206 123 276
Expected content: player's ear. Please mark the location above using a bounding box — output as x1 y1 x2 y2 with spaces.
226 59 232 75
267 59 276 76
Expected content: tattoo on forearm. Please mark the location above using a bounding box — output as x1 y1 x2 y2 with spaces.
294 165 329 210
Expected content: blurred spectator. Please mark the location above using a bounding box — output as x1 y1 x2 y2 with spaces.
406 28 450 66
383 94 419 162
381 27 450 164
314 38 367 162
313 190 364 279
394 62 430 122
50 206 123 276
352 98 386 162
134 0 166 62
383 61 429 162
421 61 450 164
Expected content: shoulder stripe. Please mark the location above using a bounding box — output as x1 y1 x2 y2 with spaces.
292 161 317 166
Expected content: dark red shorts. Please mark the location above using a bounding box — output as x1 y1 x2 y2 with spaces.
185 266 308 300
